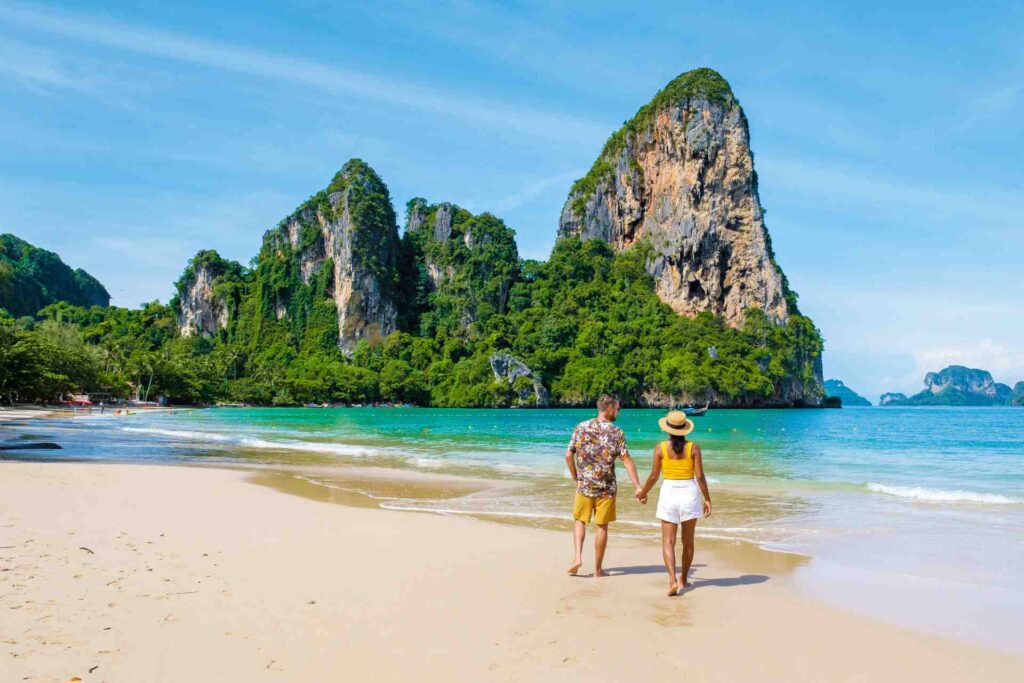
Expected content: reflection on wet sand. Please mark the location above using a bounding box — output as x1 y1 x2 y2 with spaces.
242 461 812 584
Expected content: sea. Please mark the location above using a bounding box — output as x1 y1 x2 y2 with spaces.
4 406 1023 651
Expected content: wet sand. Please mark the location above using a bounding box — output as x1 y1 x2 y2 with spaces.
2 462 1021 682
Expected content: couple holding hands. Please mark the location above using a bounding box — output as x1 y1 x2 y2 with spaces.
565 394 712 597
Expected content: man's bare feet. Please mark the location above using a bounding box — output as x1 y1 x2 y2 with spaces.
667 582 679 596
594 568 607 578
567 559 582 575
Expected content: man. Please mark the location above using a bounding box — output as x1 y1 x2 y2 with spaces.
565 393 643 577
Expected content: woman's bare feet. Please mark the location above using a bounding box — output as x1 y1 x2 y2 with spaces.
594 568 607 578
567 559 582 575
667 582 679 596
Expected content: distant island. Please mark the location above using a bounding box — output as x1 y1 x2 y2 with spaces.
0 69 826 408
824 379 871 406
880 366 1023 407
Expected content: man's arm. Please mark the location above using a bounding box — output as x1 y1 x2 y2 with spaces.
565 427 579 483
620 452 642 492
617 432 642 495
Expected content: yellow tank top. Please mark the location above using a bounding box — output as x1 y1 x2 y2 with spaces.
661 441 695 480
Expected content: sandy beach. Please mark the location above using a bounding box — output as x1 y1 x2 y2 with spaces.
2 462 1021 682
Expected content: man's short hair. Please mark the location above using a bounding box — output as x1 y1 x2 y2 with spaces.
597 393 620 411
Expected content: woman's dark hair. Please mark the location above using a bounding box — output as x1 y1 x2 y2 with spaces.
669 433 687 454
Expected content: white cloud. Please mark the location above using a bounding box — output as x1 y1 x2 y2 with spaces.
0 37 101 94
0 1 606 144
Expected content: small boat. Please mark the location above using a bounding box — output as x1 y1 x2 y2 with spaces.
682 402 710 417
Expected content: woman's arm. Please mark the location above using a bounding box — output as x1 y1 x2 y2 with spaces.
638 445 662 501
693 444 712 517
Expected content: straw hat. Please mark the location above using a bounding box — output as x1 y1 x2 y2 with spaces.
658 410 694 436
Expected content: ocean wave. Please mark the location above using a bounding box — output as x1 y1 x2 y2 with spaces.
241 438 373 456
122 426 374 457
122 427 233 441
408 457 445 468
866 483 1021 505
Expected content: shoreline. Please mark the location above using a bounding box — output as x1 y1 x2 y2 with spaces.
4 409 1023 659
2 461 1022 682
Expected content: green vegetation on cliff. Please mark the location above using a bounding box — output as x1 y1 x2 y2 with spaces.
824 379 872 407
880 366 1017 407
569 67 734 216
0 234 109 318
1 158 822 408
1012 382 1024 406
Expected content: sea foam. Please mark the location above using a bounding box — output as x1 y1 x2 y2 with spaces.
122 426 373 456
866 483 1020 505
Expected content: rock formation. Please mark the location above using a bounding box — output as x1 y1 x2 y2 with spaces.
405 199 519 294
174 250 244 337
405 199 463 289
879 392 908 406
260 159 401 353
558 68 821 405
1012 382 1024 406
880 366 1016 406
401 198 520 336
824 379 872 407
558 68 792 327
489 352 550 406
922 366 1011 402
0 233 109 317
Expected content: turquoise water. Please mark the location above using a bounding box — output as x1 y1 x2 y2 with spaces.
4 406 1022 568
13 406 1021 498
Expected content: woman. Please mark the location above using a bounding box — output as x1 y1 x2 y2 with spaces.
638 410 712 596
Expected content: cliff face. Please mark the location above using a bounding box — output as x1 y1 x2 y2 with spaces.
559 68 820 405
923 365 1011 402
401 198 520 335
489 352 549 406
559 68 792 327
261 160 401 353
0 233 110 317
824 379 872 407
1012 382 1024 406
405 200 462 289
880 366 1016 406
174 250 244 337
880 392 908 406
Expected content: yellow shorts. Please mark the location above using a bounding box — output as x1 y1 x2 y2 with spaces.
573 492 616 525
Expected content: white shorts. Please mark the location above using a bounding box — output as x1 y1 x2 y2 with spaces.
656 479 703 524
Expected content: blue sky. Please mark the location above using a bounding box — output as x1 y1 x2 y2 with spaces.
1 1 1022 400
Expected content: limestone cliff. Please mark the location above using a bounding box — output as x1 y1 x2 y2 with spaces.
922 366 1011 402
489 352 549 407
882 365 1015 406
879 392 908 406
173 250 245 338
559 68 820 405
1012 382 1024 406
401 198 520 333
559 68 793 327
259 159 401 353
406 200 459 289
824 379 872 407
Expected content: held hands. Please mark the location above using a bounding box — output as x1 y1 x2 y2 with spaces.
635 486 648 505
